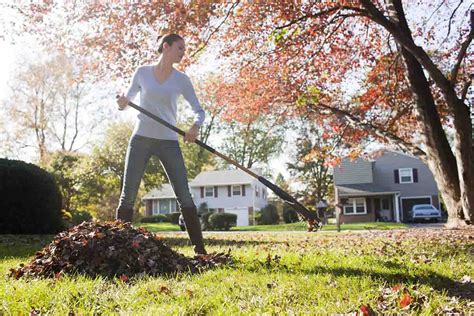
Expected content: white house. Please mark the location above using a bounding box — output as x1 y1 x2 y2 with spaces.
142 169 269 226
142 183 178 215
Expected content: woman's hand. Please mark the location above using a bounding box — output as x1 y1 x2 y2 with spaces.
184 124 199 143
116 94 129 110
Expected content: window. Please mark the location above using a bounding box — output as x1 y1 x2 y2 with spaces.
232 185 241 196
399 168 413 183
255 186 260 197
343 198 367 215
205 187 214 197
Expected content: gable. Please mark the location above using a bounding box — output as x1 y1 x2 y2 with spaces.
190 169 257 186
333 157 374 185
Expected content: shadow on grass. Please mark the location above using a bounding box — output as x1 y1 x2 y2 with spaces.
311 266 474 301
162 236 283 248
0 235 54 259
242 257 474 301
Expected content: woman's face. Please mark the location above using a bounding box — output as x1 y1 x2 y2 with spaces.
164 39 185 63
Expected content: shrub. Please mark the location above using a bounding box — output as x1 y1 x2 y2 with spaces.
209 213 237 231
141 214 168 223
257 204 280 225
197 202 208 214
71 210 93 225
166 212 181 224
0 158 64 234
282 204 300 223
200 211 215 231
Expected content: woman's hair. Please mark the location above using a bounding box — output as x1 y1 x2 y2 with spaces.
157 33 183 53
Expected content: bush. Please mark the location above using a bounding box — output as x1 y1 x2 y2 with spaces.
200 211 215 231
209 213 237 231
197 202 208 214
0 158 64 234
257 204 280 225
141 214 168 223
70 210 93 225
282 204 300 223
166 212 181 224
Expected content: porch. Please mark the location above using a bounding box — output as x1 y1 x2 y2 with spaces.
335 184 401 224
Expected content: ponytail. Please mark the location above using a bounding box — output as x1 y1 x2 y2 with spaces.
157 33 183 53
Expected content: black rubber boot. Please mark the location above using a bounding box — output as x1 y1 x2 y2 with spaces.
181 206 207 255
116 207 134 223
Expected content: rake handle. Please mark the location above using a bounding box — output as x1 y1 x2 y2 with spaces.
122 98 260 179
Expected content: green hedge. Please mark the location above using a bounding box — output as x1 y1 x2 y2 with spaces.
70 210 93 225
256 204 280 225
209 213 237 231
0 158 64 234
141 214 168 223
282 204 299 223
166 212 181 224
200 211 215 231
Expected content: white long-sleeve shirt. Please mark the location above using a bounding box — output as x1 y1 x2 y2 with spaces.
125 65 205 140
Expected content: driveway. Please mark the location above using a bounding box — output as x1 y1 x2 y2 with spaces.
407 222 446 229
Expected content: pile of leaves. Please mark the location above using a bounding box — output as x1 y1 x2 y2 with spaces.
9 220 231 280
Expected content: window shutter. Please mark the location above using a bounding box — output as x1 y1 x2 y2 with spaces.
200 187 204 198
242 185 246 196
413 168 418 183
214 186 218 197
394 170 399 183
228 185 231 197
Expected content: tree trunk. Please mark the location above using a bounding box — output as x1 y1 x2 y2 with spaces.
391 0 471 226
450 97 474 225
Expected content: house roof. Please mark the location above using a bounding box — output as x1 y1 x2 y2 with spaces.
189 169 259 187
337 183 399 196
142 183 176 200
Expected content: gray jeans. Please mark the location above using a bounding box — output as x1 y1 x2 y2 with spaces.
117 134 195 211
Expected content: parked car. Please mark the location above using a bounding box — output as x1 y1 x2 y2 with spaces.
409 204 441 222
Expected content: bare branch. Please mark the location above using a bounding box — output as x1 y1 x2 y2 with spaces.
190 1 240 59
275 6 366 31
426 1 446 25
309 102 426 159
451 21 474 85
444 0 464 43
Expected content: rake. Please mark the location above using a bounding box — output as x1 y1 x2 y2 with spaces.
121 98 322 231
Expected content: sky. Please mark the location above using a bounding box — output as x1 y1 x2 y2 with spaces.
0 41 14 100
2 2 468 187
0 31 294 181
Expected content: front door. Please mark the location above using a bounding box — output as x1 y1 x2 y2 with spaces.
380 197 391 221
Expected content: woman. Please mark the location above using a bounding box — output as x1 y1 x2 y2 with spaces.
116 33 206 255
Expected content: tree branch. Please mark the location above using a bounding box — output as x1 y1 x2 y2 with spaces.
309 102 426 159
275 7 340 30
451 19 473 85
461 79 472 102
443 0 465 43
358 0 454 102
190 1 240 59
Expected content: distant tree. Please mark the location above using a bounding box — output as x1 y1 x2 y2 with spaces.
219 117 286 169
5 53 110 165
47 151 84 213
287 120 345 208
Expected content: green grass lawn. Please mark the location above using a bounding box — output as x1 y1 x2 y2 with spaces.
136 221 408 232
139 222 182 232
1 228 473 314
231 221 409 231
